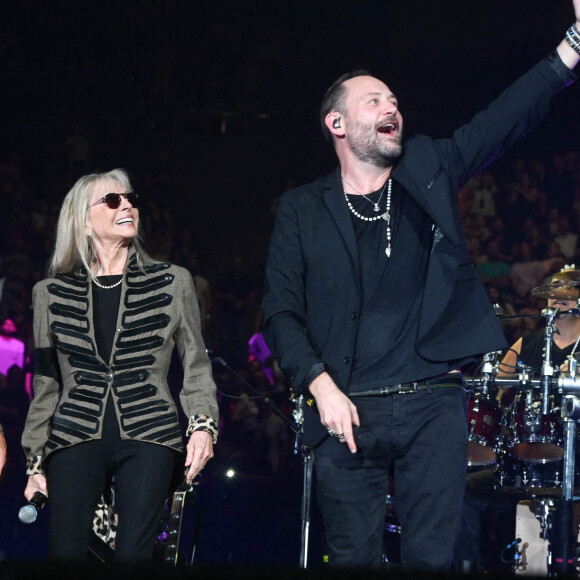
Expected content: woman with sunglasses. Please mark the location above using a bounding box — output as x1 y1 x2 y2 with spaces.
21 169 218 563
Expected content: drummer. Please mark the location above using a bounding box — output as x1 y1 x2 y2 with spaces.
498 266 580 397
453 267 580 572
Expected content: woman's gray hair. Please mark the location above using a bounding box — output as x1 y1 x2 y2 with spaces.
48 169 153 276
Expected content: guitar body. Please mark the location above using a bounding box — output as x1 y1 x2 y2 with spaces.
162 481 201 566
163 490 188 565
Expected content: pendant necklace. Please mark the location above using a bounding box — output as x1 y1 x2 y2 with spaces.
342 176 393 257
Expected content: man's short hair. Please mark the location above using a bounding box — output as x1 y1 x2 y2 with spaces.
320 69 372 144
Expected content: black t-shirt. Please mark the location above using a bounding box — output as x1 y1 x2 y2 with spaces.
92 275 122 364
346 181 452 391
519 329 578 374
92 275 123 432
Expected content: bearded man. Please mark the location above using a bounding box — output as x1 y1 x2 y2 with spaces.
263 4 580 571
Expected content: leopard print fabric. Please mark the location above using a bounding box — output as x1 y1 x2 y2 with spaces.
26 415 216 550
26 456 117 549
26 455 117 548
26 454 118 551
92 494 117 550
26 455 44 476
186 414 218 444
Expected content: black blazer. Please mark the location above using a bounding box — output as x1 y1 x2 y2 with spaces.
263 53 576 446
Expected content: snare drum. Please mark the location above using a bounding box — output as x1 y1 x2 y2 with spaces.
467 394 503 466
507 392 563 463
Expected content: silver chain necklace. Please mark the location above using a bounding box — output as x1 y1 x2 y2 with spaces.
343 178 393 257
341 175 387 212
92 275 123 289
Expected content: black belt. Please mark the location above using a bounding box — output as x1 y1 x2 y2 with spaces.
350 374 465 397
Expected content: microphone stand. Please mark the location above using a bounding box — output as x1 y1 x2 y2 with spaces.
292 395 314 569
299 448 314 569
210 356 312 567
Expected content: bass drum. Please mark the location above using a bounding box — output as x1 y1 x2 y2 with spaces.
467 394 504 466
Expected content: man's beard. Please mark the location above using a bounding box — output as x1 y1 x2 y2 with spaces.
347 120 403 168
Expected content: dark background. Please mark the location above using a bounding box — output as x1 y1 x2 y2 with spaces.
2 0 580 282
1 0 580 570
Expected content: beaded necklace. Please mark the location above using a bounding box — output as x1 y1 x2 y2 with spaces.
343 178 393 257
92 275 123 289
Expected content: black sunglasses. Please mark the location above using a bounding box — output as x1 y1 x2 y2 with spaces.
91 192 139 209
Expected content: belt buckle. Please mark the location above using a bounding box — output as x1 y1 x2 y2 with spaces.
398 382 419 394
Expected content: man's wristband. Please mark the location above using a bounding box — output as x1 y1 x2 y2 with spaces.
565 24 580 56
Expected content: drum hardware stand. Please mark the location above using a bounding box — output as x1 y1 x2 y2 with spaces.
541 307 559 416
536 499 554 541
480 367 580 574
562 358 579 503
548 388 580 576
480 350 501 396
539 312 579 576
516 361 543 440
534 350 579 576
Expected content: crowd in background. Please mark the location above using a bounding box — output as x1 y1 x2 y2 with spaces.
0 135 579 565
1 145 580 477
2 1 580 568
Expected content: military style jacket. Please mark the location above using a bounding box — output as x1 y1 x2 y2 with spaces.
22 251 218 474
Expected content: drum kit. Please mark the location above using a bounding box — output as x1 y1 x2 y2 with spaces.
466 274 580 575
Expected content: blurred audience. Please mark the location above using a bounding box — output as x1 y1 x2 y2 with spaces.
214 256 256 372
0 142 579 494
0 318 25 379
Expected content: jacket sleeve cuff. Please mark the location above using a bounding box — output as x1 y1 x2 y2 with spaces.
26 455 45 476
547 49 577 86
186 414 219 445
302 362 327 394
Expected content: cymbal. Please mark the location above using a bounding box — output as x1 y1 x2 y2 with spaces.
552 270 580 282
531 281 580 300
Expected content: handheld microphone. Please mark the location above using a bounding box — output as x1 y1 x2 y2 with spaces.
505 538 522 550
18 492 47 524
353 425 378 452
